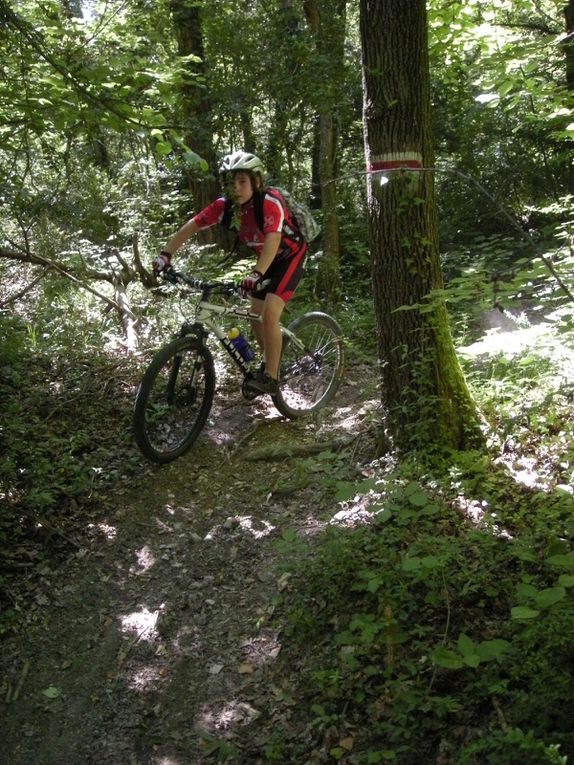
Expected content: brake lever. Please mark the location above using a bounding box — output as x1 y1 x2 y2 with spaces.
162 266 178 284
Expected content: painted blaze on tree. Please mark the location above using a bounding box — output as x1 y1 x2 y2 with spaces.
359 0 483 451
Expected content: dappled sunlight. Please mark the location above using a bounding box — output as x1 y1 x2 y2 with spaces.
240 628 281 668
131 544 156 575
453 496 488 525
462 323 552 359
331 504 378 527
205 428 236 446
330 399 381 433
451 493 513 539
496 454 549 490
294 496 385 538
460 309 574 377
198 698 261 733
128 665 166 692
87 522 117 540
120 605 163 642
204 515 276 541
235 515 275 539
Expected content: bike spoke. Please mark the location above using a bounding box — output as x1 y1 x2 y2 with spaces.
133 338 215 462
274 313 344 418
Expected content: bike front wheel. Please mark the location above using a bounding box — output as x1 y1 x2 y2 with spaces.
133 336 215 463
273 312 344 419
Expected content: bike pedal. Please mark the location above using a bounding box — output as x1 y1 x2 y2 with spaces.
241 379 261 401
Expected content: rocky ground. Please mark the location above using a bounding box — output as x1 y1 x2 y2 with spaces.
0 364 378 765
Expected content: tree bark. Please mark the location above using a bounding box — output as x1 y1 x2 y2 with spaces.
564 1 574 91
359 0 484 452
169 1 220 232
303 0 346 304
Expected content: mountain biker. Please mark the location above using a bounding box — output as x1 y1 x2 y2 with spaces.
153 150 307 396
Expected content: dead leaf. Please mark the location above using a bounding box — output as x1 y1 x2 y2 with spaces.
277 572 292 591
340 737 354 751
238 662 254 674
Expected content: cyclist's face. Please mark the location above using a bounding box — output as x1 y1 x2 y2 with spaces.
231 171 254 204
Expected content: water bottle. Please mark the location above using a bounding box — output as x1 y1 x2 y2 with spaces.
227 327 255 362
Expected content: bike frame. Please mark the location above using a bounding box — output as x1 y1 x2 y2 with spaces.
180 291 298 378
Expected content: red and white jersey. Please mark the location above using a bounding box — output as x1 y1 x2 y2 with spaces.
192 190 304 260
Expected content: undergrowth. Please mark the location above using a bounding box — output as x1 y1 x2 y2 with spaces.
270 459 574 764
2 246 574 764
265 325 574 765
0 308 146 636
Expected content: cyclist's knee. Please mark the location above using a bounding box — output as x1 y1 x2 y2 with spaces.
262 294 285 322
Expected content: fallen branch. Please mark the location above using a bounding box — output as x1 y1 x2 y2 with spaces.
0 246 121 312
5 659 30 703
0 271 46 307
12 659 30 702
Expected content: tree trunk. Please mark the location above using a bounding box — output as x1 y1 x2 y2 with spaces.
359 0 484 452
564 1 574 91
169 1 219 229
564 1 574 193
303 0 346 305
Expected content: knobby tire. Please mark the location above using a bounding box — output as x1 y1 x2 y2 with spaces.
272 312 344 419
133 336 215 463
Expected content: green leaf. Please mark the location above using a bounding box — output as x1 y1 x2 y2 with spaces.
335 478 378 502
421 555 441 569
476 639 511 663
401 556 422 572
281 529 297 543
154 140 172 157
534 586 566 609
558 574 574 588
404 482 429 507
515 582 538 600
42 686 61 699
366 577 382 593
497 79 514 97
547 552 574 569
457 632 476 657
511 606 540 620
431 646 464 669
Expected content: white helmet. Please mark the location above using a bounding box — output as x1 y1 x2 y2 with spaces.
219 150 265 177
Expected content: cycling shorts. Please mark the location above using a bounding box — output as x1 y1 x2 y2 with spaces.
253 244 307 304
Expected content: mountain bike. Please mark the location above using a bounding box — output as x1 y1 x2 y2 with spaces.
133 269 345 463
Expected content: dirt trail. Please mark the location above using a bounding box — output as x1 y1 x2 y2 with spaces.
0 366 375 765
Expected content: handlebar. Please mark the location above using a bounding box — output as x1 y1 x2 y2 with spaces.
162 267 240 297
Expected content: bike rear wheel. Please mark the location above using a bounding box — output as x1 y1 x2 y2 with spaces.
273 312 344 419
133 336 215 463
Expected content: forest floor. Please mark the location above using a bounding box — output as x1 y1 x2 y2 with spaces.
0 361 378 765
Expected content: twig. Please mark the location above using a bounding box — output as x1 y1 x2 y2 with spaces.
440 570 451 644
428 571 451 692
16 508 82 549
116 627 150 667
492 696 508 731
9 659 30 702
0 271 46 306
233 422 263 451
